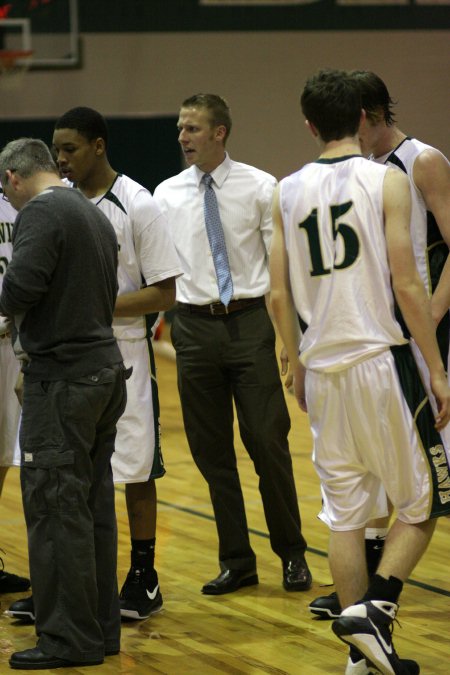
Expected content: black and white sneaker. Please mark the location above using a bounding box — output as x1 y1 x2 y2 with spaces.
6 595 35 622
309 590 342 619
119 567 163 620
345 646 419 675
332 600 419 675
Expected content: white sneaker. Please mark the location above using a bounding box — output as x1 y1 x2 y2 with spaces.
345 655 380 674
333 600 419 675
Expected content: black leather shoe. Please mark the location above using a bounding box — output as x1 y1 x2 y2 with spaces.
0 554 30 593
0 569 31 593
7 595 35 622
9 646 103 669
202 569 258 595
282 558 312 591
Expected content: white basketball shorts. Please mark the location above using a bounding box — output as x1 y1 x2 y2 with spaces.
306 345 450 531
112 337 164 484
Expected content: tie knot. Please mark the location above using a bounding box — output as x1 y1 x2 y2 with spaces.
202 173 213 188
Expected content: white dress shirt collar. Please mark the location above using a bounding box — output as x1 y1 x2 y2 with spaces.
194 152 232 189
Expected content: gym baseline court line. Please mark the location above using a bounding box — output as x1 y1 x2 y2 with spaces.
154 497 450 599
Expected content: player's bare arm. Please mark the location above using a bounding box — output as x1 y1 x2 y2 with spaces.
269 186 306 411
384 167 450 429
113 277 176 317
264 293 293 388
413 148 450 325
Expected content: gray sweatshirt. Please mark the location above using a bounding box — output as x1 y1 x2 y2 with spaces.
0 186 123 381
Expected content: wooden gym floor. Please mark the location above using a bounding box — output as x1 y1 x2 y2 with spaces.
1 335 449 674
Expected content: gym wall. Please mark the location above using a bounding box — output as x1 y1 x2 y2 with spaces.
0 0 448 182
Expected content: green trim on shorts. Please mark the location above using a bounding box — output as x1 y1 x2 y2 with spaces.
145 313 165 479
390 343 450 518
435 310 449 371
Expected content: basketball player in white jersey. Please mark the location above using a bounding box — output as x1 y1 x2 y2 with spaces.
0 184 30 595
7 109 182 624
53 108 182 621
309 70 450 625
270 69 450 675
355 69 450 409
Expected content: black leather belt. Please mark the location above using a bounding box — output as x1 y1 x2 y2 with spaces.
177 297 265 316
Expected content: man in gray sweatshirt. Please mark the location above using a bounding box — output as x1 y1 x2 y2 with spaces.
0 137 127 670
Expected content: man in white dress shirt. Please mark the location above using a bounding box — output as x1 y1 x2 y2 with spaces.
154 93 311 595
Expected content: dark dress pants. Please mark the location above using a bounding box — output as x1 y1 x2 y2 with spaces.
19 364 127 662
171 303 307 571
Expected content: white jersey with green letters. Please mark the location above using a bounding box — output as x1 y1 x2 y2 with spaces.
279 155 407 372
88 173 181 482
0 191 21 466
91 173 182 341
373 137 446 297
374 138 450 460
0 191 16 289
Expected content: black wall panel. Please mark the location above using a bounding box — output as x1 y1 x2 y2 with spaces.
0 115 182 192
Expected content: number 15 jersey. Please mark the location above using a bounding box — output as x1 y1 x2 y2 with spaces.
279 155 407 372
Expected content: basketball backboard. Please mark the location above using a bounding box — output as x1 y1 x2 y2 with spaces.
0 0 79 69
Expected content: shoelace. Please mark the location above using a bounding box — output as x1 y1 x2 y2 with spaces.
126 566 158 588
127 567 144 584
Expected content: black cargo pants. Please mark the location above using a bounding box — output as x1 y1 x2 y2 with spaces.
19 363 127 662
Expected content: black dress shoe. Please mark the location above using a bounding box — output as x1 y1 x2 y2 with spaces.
0 569 31 593
9 646 104 670
0 554 30 593
282 558 312 591
202 568 258 595
7 595 35 622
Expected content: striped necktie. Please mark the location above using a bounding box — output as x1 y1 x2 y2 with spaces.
202 173 234 306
